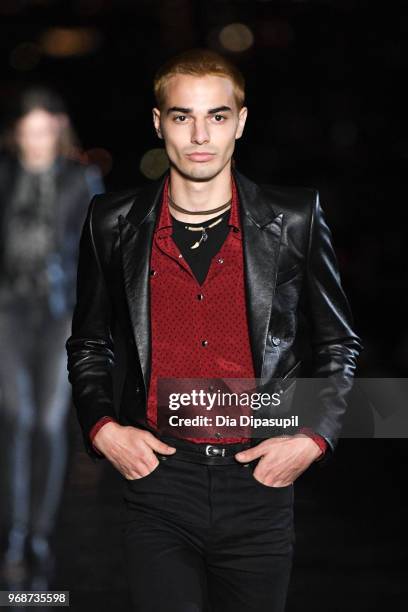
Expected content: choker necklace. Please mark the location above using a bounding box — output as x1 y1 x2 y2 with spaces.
183 211 230 249
168 189 232 215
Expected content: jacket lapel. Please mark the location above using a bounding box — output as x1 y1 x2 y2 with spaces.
233 169 284 379
118 174 167 395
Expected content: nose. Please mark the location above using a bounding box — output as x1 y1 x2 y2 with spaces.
191 118 210 145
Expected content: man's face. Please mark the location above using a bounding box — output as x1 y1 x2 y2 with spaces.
152 73 247 181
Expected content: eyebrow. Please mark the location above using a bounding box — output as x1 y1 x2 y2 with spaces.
166 105 232 116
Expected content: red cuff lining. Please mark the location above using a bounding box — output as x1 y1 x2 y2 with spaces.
89 416 117 455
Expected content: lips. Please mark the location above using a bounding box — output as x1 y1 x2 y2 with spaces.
186 153 216 162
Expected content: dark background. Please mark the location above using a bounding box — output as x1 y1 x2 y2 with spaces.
0 1 406 610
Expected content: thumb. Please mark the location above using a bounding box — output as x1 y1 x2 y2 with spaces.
147 434 177 455
235 447 259 463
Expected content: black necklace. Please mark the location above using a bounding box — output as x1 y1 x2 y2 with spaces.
168 189 232 216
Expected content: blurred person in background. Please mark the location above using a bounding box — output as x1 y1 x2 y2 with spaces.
0 87 104 586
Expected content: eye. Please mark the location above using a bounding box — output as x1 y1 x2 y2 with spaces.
174 115 187 122
213 114 226 122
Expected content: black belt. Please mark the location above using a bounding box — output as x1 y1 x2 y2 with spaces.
158 435 259 466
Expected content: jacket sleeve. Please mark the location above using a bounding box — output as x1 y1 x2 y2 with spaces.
65 195 117 462
299 190 363 463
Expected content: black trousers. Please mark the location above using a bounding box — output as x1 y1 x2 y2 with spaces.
120 449 295 612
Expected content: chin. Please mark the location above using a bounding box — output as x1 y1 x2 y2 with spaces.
172 160 226 182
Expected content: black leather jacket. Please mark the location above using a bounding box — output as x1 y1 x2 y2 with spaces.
65 168 363 462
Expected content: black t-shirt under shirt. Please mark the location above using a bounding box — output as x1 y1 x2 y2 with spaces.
170 209 230 286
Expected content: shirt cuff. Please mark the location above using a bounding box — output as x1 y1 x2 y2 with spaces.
89 416 117 456
298 427 328 461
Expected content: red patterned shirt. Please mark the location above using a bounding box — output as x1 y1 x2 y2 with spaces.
146 173 255 443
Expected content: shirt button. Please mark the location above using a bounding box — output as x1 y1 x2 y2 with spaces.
150 269 157 276
197 293 204 300
272 336 281 346
233 227 239 233
178 254 183 258
201 340 208 347
217 258 224 264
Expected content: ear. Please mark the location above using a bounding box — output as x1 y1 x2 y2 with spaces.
152 107 163 139
235 106 248 140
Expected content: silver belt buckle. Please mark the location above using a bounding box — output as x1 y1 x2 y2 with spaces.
205 444 226 457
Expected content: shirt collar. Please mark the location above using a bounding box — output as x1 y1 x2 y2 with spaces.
155 172 241 240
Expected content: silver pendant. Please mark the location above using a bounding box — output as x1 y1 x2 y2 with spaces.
190 229 208 250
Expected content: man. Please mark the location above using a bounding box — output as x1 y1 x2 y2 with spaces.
66 48 362 612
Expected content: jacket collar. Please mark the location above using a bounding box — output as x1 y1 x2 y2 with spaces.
124 167 279 231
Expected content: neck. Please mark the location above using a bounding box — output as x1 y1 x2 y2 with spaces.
168 162 233 224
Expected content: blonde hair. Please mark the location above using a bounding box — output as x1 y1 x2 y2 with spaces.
153 48 245 111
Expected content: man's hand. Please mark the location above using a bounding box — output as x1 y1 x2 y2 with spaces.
93 423 177 480
235 434 322 487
